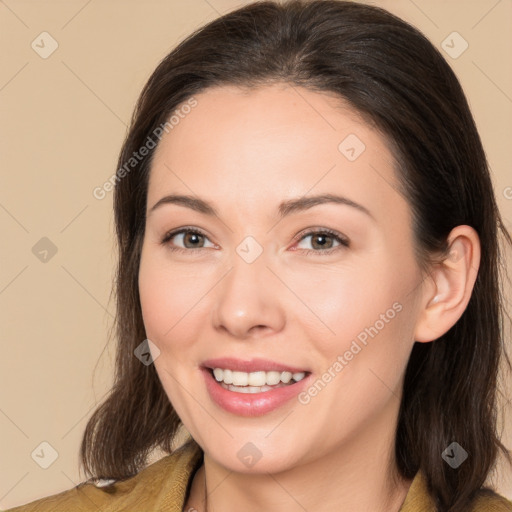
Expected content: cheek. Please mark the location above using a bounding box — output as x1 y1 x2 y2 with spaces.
138 251 213 349
287 262 394 340
294 254 418 365
139 252 181 345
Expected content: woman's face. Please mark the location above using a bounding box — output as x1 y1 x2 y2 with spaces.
138 83 427 473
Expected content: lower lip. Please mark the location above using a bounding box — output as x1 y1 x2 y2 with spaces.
201 367 311 417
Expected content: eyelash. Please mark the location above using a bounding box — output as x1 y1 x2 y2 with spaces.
160 226 350 256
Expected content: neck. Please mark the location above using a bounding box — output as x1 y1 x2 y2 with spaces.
188 400 413 512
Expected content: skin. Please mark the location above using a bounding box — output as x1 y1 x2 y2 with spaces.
138 83 481 512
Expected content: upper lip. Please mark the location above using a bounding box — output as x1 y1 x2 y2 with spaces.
202 357 310 374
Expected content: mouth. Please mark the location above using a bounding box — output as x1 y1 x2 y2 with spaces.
205 367 309 394
200 357 312 416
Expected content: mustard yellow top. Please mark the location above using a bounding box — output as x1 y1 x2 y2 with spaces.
4 441 512 512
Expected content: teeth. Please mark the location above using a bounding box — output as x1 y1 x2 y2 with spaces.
281 372 292 384
212 368 306 386
223 369 233 384
223 383 276 393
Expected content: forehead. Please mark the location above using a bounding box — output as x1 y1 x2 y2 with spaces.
147 83 405 223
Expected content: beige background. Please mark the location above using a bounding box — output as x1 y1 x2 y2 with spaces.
1 0 511 508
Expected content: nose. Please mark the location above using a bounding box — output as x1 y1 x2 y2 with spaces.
211 250 286 340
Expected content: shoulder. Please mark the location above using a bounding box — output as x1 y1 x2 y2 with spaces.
3 440 203 512
469 489 512 511
399 471 512 512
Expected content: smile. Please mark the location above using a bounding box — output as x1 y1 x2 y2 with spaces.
212 368 307 391
201 359 312 416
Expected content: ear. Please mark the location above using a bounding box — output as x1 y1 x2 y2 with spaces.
414 225 481 343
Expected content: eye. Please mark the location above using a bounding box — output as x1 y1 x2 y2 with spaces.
161 227 216 253
160 226 350 256
293 228 349 255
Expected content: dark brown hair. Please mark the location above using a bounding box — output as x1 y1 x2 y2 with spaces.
79 1 512 510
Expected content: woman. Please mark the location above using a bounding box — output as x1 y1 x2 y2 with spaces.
7 1 512 511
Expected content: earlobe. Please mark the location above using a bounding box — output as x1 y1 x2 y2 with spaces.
413 225 481 343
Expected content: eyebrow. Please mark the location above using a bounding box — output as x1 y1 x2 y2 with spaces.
148 193 374 221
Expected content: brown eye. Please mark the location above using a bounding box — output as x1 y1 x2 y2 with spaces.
181 231 205 248
161 228 215 252
310 233 335 249
295 229 349 255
